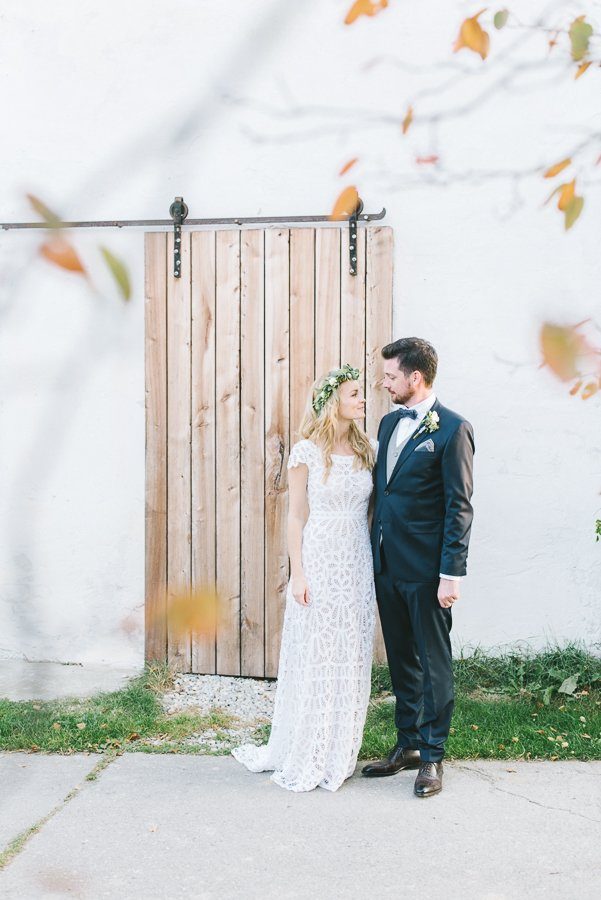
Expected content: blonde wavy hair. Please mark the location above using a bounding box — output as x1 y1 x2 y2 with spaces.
297 367 376 481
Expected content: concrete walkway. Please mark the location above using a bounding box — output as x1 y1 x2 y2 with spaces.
1 753 599 899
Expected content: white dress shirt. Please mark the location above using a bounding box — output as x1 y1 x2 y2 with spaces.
389 393 461 582
395 392 437 448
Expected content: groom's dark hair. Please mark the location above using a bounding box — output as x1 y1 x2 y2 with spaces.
381 337 438 387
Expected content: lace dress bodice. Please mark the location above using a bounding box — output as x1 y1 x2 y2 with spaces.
297 439 375 518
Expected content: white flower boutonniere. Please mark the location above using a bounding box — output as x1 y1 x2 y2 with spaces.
412 410 440 440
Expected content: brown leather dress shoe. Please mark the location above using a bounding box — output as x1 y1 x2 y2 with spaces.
414 761 443 797
361 746 421 777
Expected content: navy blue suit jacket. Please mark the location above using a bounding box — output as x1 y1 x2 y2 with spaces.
371 399 475 583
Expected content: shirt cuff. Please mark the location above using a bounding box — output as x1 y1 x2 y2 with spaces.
439 573 462 581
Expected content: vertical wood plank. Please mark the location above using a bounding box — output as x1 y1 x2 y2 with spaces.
191 231 217 673
289 228 315 442
215 230 241 675
240 230 265 676
341 224 367 429
366 226 393 439
166 231 192 671
314 228 341 377
366 225 394 664
264 229 290 678
144 232 168 664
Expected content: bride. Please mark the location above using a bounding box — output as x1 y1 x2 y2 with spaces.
232 363 377 792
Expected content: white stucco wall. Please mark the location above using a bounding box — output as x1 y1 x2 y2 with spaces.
1 1 599 667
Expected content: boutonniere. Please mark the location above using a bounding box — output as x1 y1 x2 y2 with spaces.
412 410 440 440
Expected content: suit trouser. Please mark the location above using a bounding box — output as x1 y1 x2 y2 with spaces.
375 543 454 763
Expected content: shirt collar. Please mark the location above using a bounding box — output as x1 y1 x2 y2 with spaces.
399 393 436 420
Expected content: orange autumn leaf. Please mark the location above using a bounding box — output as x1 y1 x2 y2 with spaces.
330 185 359 220
416 155 439 165
575 61 592 79
453 9 490 60
339 157 359 176
151 585 219 641
402 105 414 134
344 0 388 26
557 180 575 211
543 159 571 178
40 238 86 274
569 379 583 396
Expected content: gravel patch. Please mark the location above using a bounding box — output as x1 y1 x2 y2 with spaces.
159 674 277 752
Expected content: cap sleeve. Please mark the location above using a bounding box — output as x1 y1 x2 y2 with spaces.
370 437 379 455
287 440 313 470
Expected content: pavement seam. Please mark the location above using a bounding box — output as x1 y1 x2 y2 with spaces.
0 753 116 872
453 763 601 824
488 785 601 824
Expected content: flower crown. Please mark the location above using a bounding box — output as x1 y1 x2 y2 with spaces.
312 363 360 414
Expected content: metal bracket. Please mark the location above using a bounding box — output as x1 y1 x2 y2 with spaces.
169 196 189 277
349 197 364 276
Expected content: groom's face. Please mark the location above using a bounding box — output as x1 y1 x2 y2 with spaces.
382 360 417 406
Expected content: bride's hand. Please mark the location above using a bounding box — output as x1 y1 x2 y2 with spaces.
291 575 310 607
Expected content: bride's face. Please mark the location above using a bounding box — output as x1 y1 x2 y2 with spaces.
338 380 366 421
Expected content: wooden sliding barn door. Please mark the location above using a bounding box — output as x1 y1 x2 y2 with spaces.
145 225 393 676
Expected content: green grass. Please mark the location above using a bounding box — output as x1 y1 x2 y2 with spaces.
361 643 601 760
0 815 54 871
370 643 601 702
0 670 234 754
143 661 176 694
361 694 600 760
1 646 599 759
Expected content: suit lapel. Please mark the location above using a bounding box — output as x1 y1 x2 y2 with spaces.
386 398 442 488
377 414 399 490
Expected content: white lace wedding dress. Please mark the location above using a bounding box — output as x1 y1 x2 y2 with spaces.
231 437 377 792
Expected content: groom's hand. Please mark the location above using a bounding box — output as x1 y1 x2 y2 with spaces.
438 578 460 608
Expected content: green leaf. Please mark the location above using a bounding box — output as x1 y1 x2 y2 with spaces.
100 246 131 300
564 195 584 230
494 10 509 30
569 17 593 62
548 668 563 682
558 674 579 695
27 193 62 228
542 686 554 706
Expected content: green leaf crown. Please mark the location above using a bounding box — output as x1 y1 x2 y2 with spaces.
312 363 360 414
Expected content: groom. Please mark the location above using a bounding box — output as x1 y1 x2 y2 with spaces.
363 338 475 797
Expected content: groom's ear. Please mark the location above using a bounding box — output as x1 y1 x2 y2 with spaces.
414 370 432 388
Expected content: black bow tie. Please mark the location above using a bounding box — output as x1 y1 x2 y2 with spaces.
396 408 418 420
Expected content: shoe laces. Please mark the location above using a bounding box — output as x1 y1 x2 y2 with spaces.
419 762 437 778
